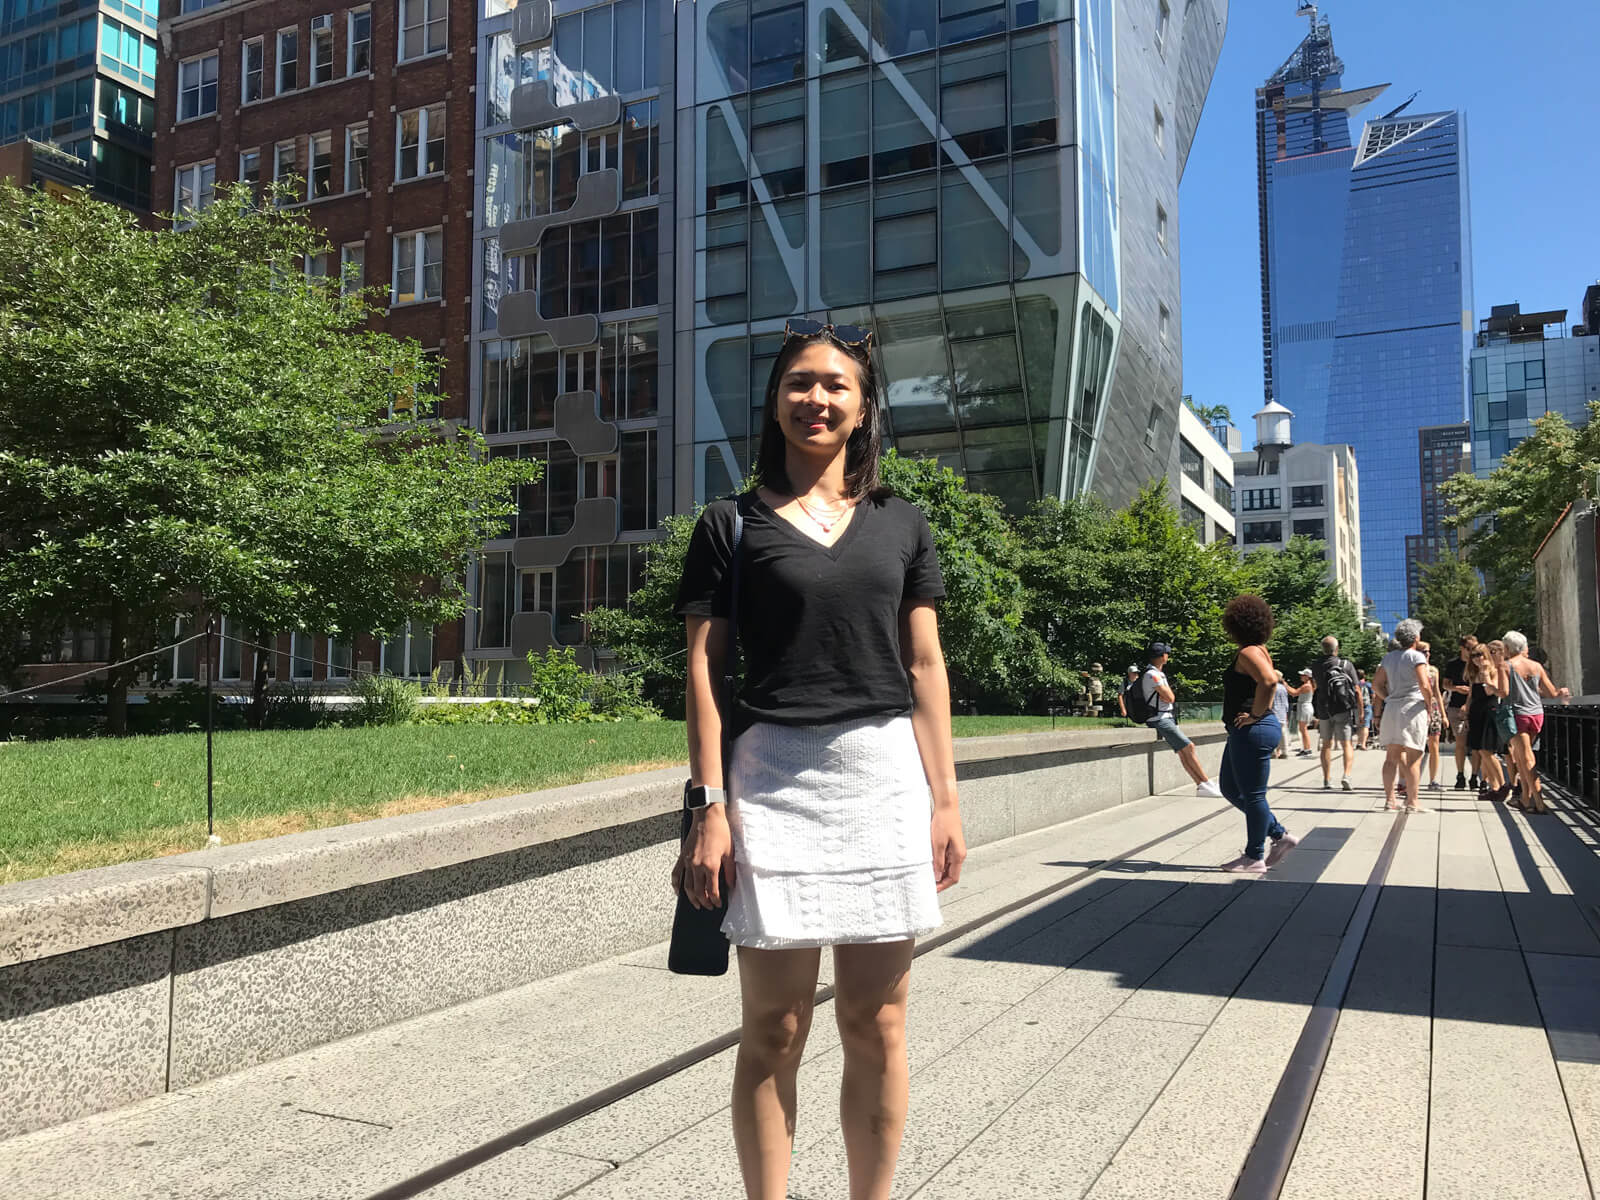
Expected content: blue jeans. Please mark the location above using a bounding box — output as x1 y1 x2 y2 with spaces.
1219 714 1286 860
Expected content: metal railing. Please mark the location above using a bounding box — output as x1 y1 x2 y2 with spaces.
1542 699 1600 812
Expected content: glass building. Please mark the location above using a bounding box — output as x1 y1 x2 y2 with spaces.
1256 10 1472 625
465 0 1226 672
1469 301 1600 476
0 0 159 210
1404 422 1468 613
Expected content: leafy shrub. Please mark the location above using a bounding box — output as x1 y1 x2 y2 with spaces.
138 683 248 735
588 666 660 721
352 673 420 726
263 680 330 730
410 699 541 725
520 647 594 722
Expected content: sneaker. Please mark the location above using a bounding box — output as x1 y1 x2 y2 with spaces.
1196 780 1223 799
1454 773 1468 791
1323 778 1332 790
1469 774 1481 790
1266 833 1300 867
1221 855 1267 875
1342 777 1353 791
1427 780 1443 791
1296 748 1312 757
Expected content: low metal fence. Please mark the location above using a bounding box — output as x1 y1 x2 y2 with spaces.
1542 698 1600 812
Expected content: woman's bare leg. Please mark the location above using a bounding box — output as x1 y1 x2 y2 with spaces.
1509 734 1543 812
732 946 822 1200
1402 748 1425 811
1383 746 1401 808
833 940 915 1200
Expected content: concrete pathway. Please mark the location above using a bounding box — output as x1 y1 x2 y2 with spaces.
2 749 1597 1199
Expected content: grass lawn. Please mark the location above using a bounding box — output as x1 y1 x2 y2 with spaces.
0 715 1124 885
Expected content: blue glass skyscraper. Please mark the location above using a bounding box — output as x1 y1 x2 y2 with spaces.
1257 8 1472 625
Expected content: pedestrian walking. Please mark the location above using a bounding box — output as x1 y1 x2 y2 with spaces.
1271 672 1291 759
1443 636 1477 788
675 319 966 1200
1357 669 1375 750
1464 642 1505 796
1415 640 1445 791
1495 630 1571 814
1289 668 1315 755
1217 594 1297 874
1116 665 1139 719
1311 636 1363 790
1127 644 1224 798
1372 619 1440 812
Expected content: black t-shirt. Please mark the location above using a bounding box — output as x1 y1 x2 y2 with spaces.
1442 657 1469 708
675 491 945 738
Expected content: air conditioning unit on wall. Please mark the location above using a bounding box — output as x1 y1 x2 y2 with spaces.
311 15 332 31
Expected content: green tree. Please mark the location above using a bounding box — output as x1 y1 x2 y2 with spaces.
1440 404 1600 640
1267 590 1381 679
1415 551 1485 650
1240 536 1334 615
1183 397 1232 427
583 510 696 716
0 183 536 731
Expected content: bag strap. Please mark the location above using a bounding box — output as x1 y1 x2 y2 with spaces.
718 496 746 776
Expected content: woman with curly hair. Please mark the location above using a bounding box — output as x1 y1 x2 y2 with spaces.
1217 594 1298 874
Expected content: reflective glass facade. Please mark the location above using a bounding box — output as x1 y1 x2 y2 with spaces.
0 1 157 209
1257 16 1471 626
1470 320 1600 475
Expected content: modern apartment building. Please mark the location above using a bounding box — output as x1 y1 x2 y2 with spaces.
1175 402 1235 547
463 0 1229 676
1403 422 1469 613
0 0 159 209
1470 299 1600 476
1231 400 1363 609
152 0 476 683
1255 5 1472 626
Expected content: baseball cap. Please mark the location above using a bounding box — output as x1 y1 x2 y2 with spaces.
1147 642 1172 658
1299 667 1313 676
1126 664 1139 674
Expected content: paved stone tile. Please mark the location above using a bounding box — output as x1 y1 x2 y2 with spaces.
1526 952 1600 1187
418 1146 613 1199
1428 944 1591 1200
914 1017 1203 1200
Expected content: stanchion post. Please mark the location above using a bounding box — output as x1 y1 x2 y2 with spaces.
206 616 216 838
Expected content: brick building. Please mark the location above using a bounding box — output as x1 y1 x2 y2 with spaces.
151 0 475 683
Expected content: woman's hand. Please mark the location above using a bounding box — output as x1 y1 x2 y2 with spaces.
930 807 966 893
1232 709 1256 730
673 806 735 909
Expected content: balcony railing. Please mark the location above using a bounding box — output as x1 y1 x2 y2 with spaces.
1543 700 1599 812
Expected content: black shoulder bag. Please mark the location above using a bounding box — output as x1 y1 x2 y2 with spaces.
667 498 744 976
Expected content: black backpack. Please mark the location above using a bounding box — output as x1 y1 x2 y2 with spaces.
1123 669 1159 723
1312 657 1360 719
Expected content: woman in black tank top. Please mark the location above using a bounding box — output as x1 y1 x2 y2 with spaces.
1216 595 1298 874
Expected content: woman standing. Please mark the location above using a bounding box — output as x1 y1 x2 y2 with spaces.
675 319 966 1200
1291 668 1316 756
1217 595 1298 874
1465 643 1505 797
1497 630 1571 813
1270 672 1291 760
1372 619 1439 813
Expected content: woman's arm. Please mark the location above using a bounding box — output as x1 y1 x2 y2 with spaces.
677 615 734 909
901 601 966 893
1536 664 1571 701
1414 662 1436 709
1373 666 1389 706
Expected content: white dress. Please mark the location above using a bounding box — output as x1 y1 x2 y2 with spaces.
720 714 942 949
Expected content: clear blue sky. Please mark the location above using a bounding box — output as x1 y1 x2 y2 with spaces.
1178 0 1600 440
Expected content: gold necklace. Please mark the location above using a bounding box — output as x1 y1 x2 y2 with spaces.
794 493 851 533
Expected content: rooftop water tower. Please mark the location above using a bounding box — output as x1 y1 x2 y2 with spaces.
1253 399 1294 474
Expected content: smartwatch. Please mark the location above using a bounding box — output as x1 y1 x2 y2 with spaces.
683 783 727 809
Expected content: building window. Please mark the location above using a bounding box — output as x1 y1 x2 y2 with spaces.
276 28 298 94
1243 521 1282 546
1292 485 1325 508
621 99 660 201
173 160 214 224
1144 401 1160 450
310 16 335 84
348 7 372 74
584 129 617 176
399 0 447 62
1159 303 1171 345
396 104 445 180
309 131 333 198
273 139 298 203
340 242 365 295
1153 103 1165 151
241 37 263 103
305 251 331 283
1213 475 1234 511
1293 519 1326 541
178 52 218 120
1180 497 1205 535
328 639 353 678
345 124 368 191
239 148 262 204
1178 436 1204 483
1156 202 1168 251
1242 487 1279 511
290 632 316 679
379 621 432 678
1156 0 1171 50
520 569 555 615
581 455 619 500
393 229 443 304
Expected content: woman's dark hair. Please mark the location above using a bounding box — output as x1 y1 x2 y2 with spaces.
754 330 884 500
1222 594 1275 646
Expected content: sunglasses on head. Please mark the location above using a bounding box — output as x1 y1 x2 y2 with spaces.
783 318 874 350
1471 653 1486 660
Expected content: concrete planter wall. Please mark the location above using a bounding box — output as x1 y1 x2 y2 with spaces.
0 726 1222 1141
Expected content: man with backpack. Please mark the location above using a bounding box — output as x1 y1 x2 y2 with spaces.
1312 635 1365 790
1124 643 1223 799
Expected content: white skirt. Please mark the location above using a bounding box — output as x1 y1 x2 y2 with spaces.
1380 698 1430 751
721 715 943 950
